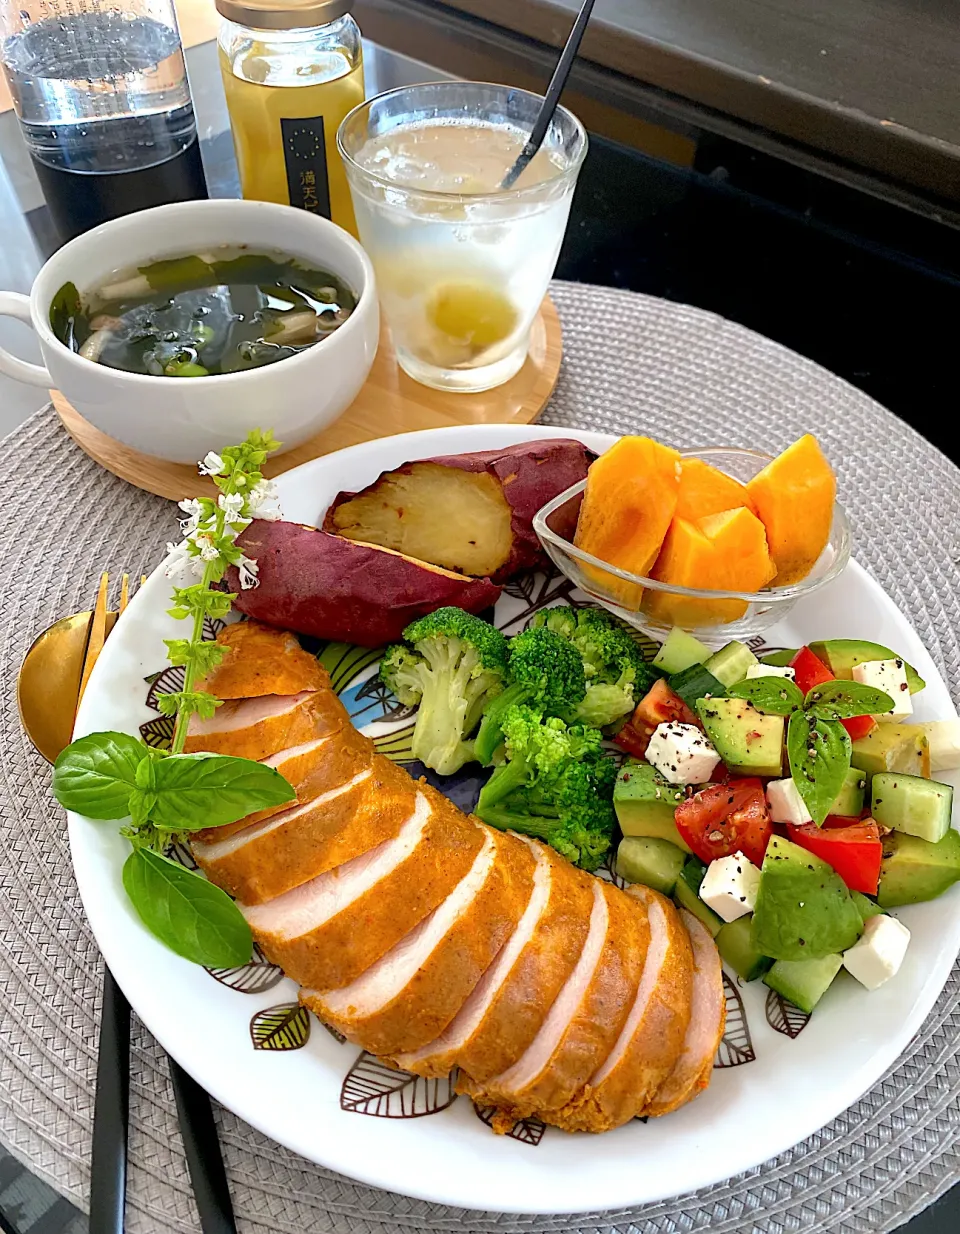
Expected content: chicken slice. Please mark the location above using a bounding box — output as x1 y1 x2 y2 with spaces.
184 689 348 760
301 826 537 1055
457 879 649 1120
643 908 725 1118
195 620 329 698
192 726 372 844
242 790 485 990
192 756 416 904
393 841 593 1080
549 884 694 1132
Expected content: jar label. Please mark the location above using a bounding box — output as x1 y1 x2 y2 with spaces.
280 116 332 217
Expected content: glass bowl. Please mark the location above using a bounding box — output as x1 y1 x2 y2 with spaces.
532 446 851 645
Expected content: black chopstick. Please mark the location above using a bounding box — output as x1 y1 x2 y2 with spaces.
500 0 598 189
169 1057 239 1234
89 965 130 1234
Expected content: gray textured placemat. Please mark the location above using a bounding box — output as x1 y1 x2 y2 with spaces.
1 282 958 1234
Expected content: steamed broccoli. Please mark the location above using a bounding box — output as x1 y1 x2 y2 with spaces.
531 605 661 727
475 703 615 871
473 626 587 765
379 607 508 775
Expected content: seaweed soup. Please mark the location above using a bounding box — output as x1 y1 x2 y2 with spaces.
49 247 357 377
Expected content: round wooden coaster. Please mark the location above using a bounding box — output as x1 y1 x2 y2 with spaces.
52 296 562 502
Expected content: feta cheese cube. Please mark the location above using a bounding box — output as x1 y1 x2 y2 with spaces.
646 722 721 785
744 663 797 681
699 851 762 922
842 914 910 990
851 658 913 720
766 777 813 825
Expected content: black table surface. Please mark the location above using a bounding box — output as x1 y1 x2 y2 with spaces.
1 23 958 1234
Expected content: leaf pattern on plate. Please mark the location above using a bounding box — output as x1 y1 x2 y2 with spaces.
207 943 283 994
714 973 756 1068
250 1003 311 1051
318 641 385 695
322 1021 347 1044
166 841 199 871
473 1103 547 1145
372 724 415 763
139 714 175 750
765 987 811 1039
203 616 226 642
497 571 578 633
635 1114 649 1124
145 663 186 711
340 1052 458 1118
597 851 628 891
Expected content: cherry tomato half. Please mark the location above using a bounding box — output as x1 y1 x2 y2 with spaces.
675 779 773 867
786 819 882 895
614 678 698 759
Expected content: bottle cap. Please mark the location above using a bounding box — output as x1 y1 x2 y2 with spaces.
215 0 353 29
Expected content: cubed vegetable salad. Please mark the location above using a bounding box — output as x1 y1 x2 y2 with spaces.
613 631 960 1012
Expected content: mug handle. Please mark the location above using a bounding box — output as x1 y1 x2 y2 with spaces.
0 291 53 387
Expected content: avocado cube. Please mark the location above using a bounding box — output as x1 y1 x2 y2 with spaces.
876 829 960 907
652 627 712 674
831 766 867 817
705 640 759 687
872 772 953 844
613 764 691 851
695 697 784 777
616 836 686 896
752 835 863 960
851 725 930 784
760 648 799 667
852 890 883 923
673 874 723 937
763 953 844 1014
716 915 773 982
809 639 925 694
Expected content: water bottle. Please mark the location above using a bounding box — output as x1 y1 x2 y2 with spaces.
0 0 208 242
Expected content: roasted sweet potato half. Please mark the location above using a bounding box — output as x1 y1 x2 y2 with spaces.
225 520 502 647
322 438 591 582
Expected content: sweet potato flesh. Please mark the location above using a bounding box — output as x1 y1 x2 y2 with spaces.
329 462 514 578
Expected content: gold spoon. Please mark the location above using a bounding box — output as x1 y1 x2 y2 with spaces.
18 572 123 764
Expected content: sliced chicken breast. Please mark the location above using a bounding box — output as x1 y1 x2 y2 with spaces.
458 878 649 1119
184 689 348 760
243 791 485 990
643 908 724 1118
193 726 373 844
192 756 416 904
302 826 537 1055
550 884 694 1132
196 620 329 698
394 842 594 1081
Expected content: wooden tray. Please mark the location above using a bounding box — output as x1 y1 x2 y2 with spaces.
53 296 562 502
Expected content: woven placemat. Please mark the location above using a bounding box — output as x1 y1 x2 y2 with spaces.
1 282 959 1234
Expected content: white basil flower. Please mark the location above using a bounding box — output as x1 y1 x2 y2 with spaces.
195 534 220 562
162 541 191 577
197 451 225 476
246 479 281 521
237 554 260 589
177 497 204 536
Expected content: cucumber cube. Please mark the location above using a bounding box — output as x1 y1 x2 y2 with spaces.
763 953 844 1014
705 640 759 687
616 836 686 896
653 627 712 674
667 663 726 708
871 772 953 843
716 916 773 982
673 874 723 937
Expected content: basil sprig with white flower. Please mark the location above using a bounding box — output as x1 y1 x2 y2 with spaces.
728 676 894 825
52 431 294 968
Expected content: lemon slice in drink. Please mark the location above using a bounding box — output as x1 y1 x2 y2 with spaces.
425 280 518 355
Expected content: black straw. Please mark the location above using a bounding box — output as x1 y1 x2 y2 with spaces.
500 0 598 189
169 1058 239 1234
89 966 130 1234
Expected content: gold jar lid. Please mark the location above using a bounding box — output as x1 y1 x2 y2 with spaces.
215 0 353 29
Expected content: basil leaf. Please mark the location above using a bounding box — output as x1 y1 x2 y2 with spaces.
787 711 851 825
728 677 804 716
146 753 295 830
804 680 894 720
52 731 147 819
122 848 252 967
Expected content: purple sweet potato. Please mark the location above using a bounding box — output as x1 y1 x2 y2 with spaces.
321 438 591 582
226 520 502 648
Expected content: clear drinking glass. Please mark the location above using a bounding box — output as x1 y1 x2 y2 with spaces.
338 81 587 392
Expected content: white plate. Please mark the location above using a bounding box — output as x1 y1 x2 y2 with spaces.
70 424 960 1215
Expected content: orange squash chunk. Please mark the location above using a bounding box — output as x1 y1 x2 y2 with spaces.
746 435 836 585
574 436 682 609
675 457 757 522
644 507 776 627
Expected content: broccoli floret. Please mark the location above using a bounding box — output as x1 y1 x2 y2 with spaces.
475 705 615 872
533 605 660 727
473 626 587 765
378 607 508 775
